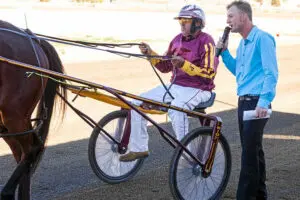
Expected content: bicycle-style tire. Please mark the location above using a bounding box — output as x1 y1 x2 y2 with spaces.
169 127 231 200
88 110 145 184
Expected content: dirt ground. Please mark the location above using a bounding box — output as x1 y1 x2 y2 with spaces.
0 4 300 200
1 42 299 200
54 43 300 200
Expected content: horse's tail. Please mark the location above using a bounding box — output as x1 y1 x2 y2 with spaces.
37 40 67 143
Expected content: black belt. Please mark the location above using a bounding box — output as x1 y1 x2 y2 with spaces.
239 95 259 101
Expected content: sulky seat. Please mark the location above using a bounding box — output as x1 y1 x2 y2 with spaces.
193 92 216 114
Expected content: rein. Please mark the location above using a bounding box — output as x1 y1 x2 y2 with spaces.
0 28 172 60
35 33 142 48
37 35 171 60
32 31 175 99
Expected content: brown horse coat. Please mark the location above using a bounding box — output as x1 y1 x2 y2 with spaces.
0 20 67 200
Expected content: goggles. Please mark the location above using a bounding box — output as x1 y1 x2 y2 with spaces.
177 18 193 25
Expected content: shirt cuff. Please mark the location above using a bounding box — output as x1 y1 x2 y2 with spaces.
257 98 270 109
149 50 160 66
181 60 190 71
221 49 230 57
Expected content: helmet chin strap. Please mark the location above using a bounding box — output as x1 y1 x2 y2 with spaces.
190 19 202 35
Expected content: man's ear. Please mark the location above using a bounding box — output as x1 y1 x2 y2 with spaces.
241 12 248 23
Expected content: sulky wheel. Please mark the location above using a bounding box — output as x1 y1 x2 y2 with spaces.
169 127 231 200
88 110 145 184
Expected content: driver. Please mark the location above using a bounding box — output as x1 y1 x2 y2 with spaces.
120 4 219 162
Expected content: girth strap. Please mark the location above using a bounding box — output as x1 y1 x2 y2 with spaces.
0 119 43 138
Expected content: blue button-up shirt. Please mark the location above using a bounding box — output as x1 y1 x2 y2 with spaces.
221 26 278 108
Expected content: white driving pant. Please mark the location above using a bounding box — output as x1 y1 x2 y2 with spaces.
128 84 211 152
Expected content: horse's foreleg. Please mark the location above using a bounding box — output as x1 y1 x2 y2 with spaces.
0 185 4 200
3 138 22 163
1 141 41 200
18 168 31 200
18 135 43 200
0 158 31 200
1 116 37 200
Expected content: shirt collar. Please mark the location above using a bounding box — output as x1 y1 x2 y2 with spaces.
244 26 258 43
182 31 202 41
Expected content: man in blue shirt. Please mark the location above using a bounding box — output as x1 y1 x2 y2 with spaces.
217 1 278 199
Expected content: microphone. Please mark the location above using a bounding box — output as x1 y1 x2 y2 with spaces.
215 26 231 57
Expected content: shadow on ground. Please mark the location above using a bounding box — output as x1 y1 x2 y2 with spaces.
0 109 299 200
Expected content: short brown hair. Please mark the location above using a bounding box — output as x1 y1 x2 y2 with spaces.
227 0 252 21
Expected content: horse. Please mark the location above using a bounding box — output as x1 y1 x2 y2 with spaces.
0 20 67 200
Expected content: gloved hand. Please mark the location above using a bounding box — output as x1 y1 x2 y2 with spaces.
139 42 152 55
171 56 185 68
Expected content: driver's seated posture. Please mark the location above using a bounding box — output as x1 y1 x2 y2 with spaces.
120 4 219 162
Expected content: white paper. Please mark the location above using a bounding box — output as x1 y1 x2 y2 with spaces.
243 109 272 121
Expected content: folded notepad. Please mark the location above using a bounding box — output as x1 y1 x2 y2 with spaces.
243 109 272 121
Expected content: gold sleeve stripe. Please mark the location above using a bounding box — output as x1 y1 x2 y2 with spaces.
198 72 216 79
181 60 215 79
181 60 214 74
209 43 215 69
149 50 161 66
204 44 208 68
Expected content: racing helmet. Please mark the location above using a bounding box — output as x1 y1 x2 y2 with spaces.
174 4 206 31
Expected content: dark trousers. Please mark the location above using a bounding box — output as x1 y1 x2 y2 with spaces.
236 98 269 200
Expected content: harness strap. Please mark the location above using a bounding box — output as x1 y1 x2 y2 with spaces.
24 29 48 119
0 119 43 138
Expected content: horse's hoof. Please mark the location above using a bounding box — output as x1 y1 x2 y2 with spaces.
0 187 15 200
0 185 14 200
